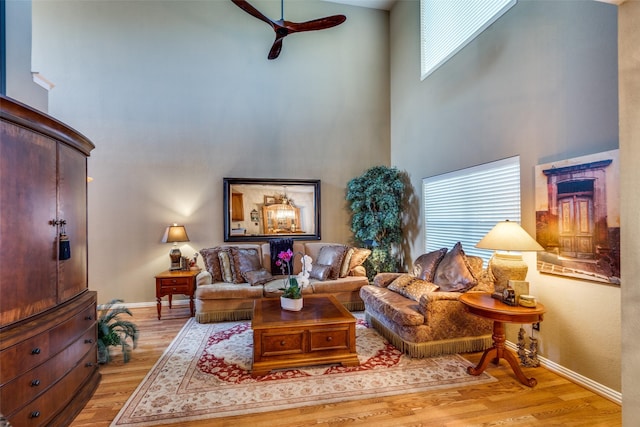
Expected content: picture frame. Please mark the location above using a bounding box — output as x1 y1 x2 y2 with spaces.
264 196 276 205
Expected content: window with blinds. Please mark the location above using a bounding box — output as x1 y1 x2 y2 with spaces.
420 0 517 80
423 156 521 263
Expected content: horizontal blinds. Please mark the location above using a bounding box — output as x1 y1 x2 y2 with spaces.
423 156 521 262
421 0 517 80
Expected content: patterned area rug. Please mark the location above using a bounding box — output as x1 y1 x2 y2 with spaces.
111 314 496 426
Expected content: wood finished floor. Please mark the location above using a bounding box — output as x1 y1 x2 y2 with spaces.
71 305 621 427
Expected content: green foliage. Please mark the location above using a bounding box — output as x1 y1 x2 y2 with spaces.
280 277 302 299
97 299 139 363
346 166 405 280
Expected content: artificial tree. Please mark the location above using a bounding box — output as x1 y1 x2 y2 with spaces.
346 165 405 280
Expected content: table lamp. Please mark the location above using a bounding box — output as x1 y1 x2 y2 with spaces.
161 224 190 270
475 220 543 293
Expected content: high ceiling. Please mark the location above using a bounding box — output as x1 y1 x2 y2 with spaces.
322 0 396 11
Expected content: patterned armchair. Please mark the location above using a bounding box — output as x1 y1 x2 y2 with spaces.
359 245 495 358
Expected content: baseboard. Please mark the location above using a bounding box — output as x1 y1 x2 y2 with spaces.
108 300 191 309
506 341 621 405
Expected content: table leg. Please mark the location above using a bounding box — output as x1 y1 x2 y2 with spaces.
467 320 537 387
189 295 195 317
168 294 173 309
156 297 162 320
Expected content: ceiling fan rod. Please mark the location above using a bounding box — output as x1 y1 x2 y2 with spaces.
280 0 284 21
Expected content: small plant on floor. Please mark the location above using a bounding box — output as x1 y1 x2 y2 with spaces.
97 299 139 364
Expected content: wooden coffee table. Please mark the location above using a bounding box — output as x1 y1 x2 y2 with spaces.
459 292 546 387
251 294 359 377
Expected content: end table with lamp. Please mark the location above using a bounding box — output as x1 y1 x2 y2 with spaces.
459 292 546 387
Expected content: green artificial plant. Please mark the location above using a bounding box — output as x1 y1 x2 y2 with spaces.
97 299 139 364
346 165 405 280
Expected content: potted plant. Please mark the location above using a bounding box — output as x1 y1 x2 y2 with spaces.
97 299 139 364
276 249 312 311
346 166 405 280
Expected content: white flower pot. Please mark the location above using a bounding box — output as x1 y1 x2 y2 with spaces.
280 296 303 311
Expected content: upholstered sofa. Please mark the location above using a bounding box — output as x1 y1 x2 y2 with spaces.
360 242 495 358
195 242 370 323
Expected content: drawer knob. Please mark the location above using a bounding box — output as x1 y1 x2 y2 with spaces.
326 336 333 342
31 379 41 387
31 348 41 355
172 287 177 291
86 362 95 368
85 315 93 320
30 411 41 418
280 340 286 346
85 339 94 344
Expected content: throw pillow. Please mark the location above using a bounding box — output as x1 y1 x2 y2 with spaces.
432 242 478 292
234 248 262 275
388 274 440 302
217 250 236 283
309 264 332 281
199 247 223 282
348 247 371 273
339 247 355 278
412 248 448 282
316 245 349 280
243 268 273 286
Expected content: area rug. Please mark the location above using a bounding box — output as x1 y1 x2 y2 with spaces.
111 314 496 426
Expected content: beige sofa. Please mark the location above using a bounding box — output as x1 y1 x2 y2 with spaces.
359 243 495 358
195 242 370 323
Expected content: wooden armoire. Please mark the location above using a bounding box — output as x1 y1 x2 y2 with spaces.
0 95 100 425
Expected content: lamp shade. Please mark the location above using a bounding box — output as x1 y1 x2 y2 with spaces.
161 224 190 243
475 220 543 252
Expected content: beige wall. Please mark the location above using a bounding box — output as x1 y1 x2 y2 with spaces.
619 0 640 422
31 0 390 305
390 0 621 392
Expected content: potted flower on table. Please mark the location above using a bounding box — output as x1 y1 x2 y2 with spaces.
276 249 313 311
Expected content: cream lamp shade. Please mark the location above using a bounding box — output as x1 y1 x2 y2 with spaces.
475 220 543 293
162 224 190 270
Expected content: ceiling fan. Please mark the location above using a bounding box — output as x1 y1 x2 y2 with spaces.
231 0 347 60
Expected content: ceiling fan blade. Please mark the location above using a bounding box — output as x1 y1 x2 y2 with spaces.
268 38 284 60
287 15 347 33
231 0 275 28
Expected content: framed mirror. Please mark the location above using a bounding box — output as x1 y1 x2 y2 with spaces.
223 178 321 242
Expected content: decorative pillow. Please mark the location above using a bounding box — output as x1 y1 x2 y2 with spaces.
412 248 447 282
199 247 223 282
243 268 273 286
309 264 332 281
388 274 440 301
432 242 477 292
339 247 355 278
234 248 262 275
348 247 371 273
316 245 349 280
217 250 236 283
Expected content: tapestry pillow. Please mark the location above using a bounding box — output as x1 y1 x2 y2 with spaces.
348 247 371 273
316 245 349 280
217 250 236 283
412 248 448 282
243 268 273 286
199 247 223 282
309 264 331 281
388 274 440 302
234 248 262 275
432 242 478 292
339 247 355 278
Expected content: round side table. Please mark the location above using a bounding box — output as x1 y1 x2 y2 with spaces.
459 292 546 387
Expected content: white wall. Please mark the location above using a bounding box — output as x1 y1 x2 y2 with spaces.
390 0 621 392
31 0 390 304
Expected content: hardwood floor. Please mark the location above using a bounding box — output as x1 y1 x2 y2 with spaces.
71 305 621 427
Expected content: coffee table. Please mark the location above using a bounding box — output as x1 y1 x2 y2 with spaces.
251 294 359 377
459 292 546 387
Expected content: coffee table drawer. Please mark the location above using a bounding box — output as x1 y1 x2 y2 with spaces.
260 331 305 356
310 327 350 351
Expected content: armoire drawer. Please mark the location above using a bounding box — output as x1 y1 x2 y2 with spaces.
0 302 95 382
0 326 96 415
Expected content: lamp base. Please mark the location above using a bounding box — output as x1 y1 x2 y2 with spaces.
488 252 528 293
169 247 182 271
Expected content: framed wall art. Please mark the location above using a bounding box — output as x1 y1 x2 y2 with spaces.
534 149 620 285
